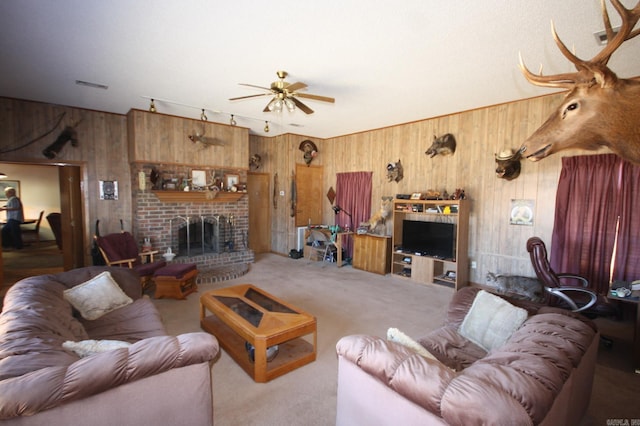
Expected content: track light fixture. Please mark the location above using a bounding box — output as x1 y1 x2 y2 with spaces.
141 96 271 133
0 172 7 179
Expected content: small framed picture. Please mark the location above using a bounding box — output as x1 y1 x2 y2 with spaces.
99 180 118 200
0 180 20 201
192 170 206 187
226 174 239 189
410 192 422 200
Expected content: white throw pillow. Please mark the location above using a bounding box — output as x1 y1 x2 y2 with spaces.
387 327 439 362
63 271 133 320
459 290 528 352
63 339 131 358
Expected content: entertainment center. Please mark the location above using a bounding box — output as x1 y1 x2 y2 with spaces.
392 198 469 289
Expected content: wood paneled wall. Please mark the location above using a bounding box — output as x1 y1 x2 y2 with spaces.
0 99 250 265
127 109 248 167
2 95 608 282
250 93 608 285
0 98 129 262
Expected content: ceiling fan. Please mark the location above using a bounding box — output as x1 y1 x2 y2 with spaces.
229 70 335 115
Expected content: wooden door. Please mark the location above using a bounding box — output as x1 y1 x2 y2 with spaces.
248 172 271 253
295 164 323 227
59 166 84 270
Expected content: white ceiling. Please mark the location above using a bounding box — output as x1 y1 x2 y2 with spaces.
1 0 638 139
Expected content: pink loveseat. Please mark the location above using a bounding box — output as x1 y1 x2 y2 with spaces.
336 287 598 425
0 266 219 425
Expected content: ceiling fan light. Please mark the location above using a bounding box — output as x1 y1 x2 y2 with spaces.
272 99 283 112
284 98 295 112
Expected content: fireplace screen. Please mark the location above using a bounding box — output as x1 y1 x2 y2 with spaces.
175 215 235 256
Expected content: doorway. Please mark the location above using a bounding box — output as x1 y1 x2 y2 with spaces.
294 164 323 227
248 172 271 253
0 162 84 285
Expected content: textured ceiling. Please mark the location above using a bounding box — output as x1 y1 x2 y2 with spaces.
1 0 638 139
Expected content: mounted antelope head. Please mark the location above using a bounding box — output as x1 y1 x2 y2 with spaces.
518 0 640 165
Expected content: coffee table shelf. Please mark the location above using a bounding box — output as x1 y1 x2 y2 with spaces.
199 284 317 383
201 314 315 382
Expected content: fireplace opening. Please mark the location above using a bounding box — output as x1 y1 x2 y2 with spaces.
176 215 235 255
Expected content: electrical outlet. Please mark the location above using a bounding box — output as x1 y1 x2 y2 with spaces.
471 261 477 269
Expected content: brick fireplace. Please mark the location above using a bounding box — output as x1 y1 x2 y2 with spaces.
131 163 254 271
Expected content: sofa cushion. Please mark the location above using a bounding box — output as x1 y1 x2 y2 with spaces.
459 290 528 351
387 328 440 361
62 339 132 358
63 271 133 320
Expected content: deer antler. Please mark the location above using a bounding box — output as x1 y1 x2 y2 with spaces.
520 0 640 89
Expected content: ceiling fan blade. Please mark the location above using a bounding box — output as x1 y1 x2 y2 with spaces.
296 93 335 103
229 93 271 101
286 82 307 92
238 83 272 91
291 97 314 114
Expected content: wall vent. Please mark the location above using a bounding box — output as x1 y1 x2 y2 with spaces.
593 26 620 45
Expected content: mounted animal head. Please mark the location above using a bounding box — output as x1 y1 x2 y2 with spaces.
43 126 78 159
249 153 262 170
188 127 225 147
299 139 318 166
425 133 456 158
386 159 404 182
495 148 522 180
518 0 640 165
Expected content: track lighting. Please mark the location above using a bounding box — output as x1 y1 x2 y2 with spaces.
149 99 156 113
230 114 237 126
201 109 208 121
0 172 6 179
264 121 269 133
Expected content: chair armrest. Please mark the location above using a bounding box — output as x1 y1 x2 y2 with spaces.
557 273 589 287
106 258 136 268
545 286 597 312
139 250 159 262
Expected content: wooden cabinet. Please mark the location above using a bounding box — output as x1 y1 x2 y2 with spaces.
352 234 392 275
391 199 469 290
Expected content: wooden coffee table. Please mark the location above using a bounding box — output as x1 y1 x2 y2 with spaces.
200 284 317 382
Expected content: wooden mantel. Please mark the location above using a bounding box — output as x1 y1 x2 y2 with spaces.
151 190 245 203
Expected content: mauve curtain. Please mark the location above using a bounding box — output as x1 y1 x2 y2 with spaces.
551 154 622 294
613 160 640 282
336 171 372 257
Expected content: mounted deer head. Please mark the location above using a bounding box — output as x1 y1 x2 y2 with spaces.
518 0 640 165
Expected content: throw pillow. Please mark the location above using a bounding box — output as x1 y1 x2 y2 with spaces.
387 327 439 362
63 339 132 358
63 271 133 320
459 289 528 352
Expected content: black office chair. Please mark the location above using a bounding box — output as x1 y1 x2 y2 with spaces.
527 236 618 346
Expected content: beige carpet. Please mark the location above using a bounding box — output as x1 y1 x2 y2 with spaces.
153 253 640 426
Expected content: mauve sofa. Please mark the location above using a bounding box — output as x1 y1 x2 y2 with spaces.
0 266 219 425
336 286 599 426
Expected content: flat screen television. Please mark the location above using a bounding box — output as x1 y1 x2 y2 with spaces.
402 220 455 259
